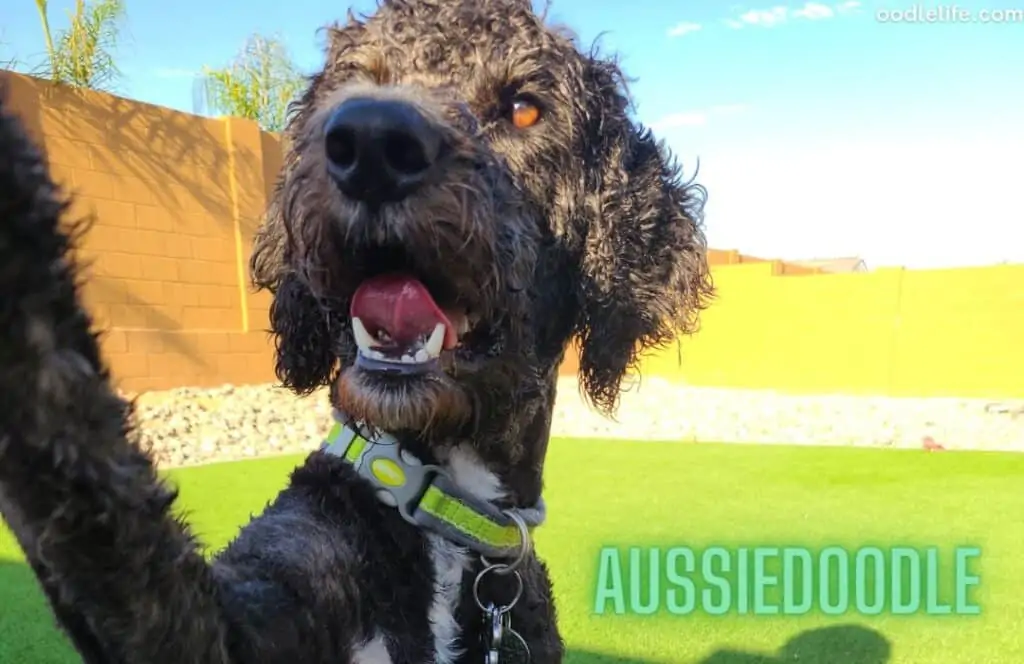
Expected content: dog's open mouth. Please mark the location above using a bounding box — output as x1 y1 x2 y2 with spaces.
349 272 480 375
336 256 494 430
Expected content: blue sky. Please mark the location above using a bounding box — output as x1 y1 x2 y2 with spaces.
3 0 1023 268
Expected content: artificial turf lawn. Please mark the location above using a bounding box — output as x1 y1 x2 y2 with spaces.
2 439 1024 664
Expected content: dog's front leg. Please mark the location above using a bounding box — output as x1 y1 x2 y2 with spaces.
0 95 233 663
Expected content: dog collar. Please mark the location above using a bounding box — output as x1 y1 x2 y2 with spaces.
319 410 545 560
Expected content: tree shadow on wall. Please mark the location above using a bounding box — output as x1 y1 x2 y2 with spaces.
32 79 265 233
13 76 278 369
85 278 213 369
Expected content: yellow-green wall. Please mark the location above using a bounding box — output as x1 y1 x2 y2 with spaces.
637 262 1023 399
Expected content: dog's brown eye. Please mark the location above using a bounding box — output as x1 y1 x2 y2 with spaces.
510 98 541 128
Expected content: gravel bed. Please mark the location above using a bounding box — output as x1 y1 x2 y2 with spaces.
125 377 1024 468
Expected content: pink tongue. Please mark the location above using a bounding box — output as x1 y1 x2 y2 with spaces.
350 274 456 349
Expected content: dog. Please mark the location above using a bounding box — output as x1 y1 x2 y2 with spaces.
0 0 713 662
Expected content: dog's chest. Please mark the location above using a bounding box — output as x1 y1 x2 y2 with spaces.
425 533 473 664
429 446 506 663
353 445 504 664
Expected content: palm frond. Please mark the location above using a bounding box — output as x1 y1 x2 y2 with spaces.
33 0 126 91
0 43 18 70
194 33 305 132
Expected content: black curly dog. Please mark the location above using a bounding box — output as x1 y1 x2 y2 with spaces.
0 1 712 662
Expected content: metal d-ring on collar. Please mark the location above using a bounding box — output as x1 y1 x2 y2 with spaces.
474 511 533 663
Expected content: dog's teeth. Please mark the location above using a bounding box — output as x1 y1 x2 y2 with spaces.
351 318 379 351
457 317 470 336
356 326 443 366
425 323 445 359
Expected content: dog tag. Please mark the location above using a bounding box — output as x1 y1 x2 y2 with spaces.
482 603 504 664
497 627 530 664
482 605 530 664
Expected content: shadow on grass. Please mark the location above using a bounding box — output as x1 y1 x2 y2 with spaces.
560 625 891 664
0 559 890 664
567 649 666 663
698 624 891 664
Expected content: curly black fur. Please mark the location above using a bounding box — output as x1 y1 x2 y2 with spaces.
250 0 712 465
0 1 712 662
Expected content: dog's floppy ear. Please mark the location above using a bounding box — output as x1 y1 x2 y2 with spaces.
574 55 714 413
250 186 336 394
247 58 341 395
265 270 337 394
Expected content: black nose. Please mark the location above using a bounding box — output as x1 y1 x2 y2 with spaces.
323 98 442 205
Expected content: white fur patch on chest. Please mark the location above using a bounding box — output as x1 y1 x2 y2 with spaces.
427 445 506 664
351 633 392 664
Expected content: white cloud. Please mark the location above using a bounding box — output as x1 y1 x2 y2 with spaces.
793 2 834 19
667 21 702 37
724 1 859 29
737 5 790 26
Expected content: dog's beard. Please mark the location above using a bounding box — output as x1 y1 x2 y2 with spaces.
326 265 490 435
333 364 473 435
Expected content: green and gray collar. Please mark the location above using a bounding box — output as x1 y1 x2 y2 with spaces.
320 410 545 560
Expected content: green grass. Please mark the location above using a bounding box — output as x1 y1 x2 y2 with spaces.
3 440 1024 663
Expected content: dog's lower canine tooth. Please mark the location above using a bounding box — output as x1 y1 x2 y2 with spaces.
425 323 445 358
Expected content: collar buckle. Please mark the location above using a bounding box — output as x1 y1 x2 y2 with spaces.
321 418 442 527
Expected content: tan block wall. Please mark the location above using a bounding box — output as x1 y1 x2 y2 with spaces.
2 72 277 392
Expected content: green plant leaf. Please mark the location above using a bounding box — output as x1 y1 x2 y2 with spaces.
194 33 306 132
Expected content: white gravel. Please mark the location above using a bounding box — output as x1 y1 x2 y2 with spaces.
126 377 1024 468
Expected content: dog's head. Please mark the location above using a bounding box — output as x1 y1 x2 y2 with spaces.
251 0 713 450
